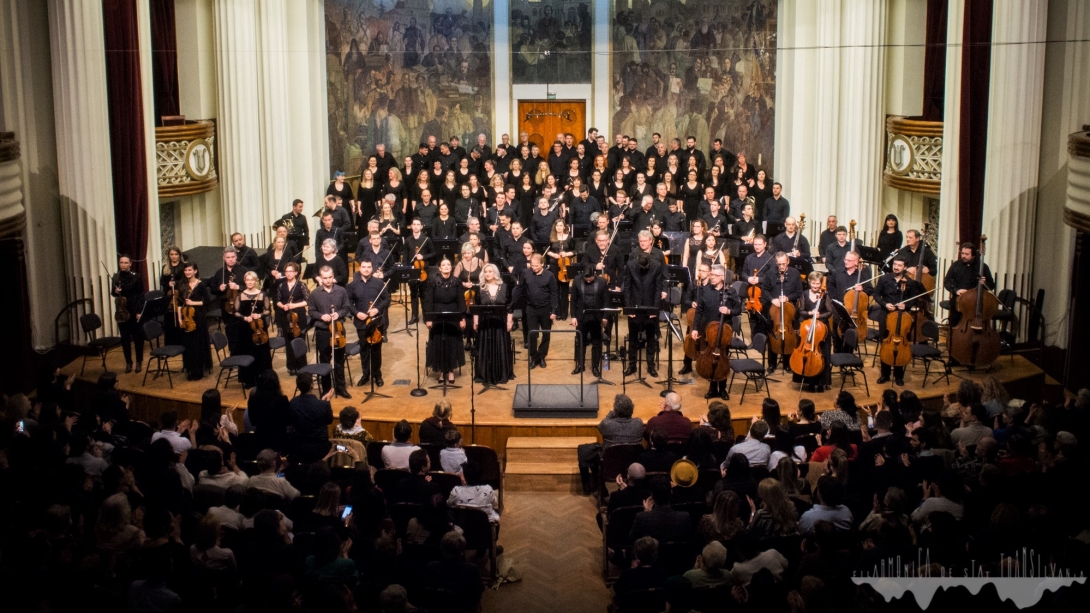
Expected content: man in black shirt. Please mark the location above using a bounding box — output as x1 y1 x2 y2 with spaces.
691 265 740 399
502 221 531 267
828 251 874 349
230 233 261 271
743 235 774 314
373 143 396 180
530 197 559 243
289 373 334 462
770 216 810 260
348 260 391 387
818 215 839 261
897 229 938 278
586 231 624 288
355 232 393 279
512 254 558 369
873 258 925 385
281 199 310 255
651 183 672 218
111 254 145 372
702 200 729 237
307 265 352 398
662 200 686 232
732 203 759 241
315 212 344 259
943 242 995 327
762 183 790 222
683 136 705 174
568 185 599 230
761 253 804 373
211 247 250 354
324 194 353 232
570 270 609 376
728 185 751 223
823 226 852 274
627 195 660 232
402 219 433 324
623 252 666 377
678 262 710 376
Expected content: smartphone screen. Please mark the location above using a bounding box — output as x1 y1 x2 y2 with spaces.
16 420 25 434
276 472 285 479
341 505 353 521
336 445 348 452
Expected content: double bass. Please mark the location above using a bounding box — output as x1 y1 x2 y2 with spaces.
695 289 733 383
768 273 798 357
948 236 1000 368
908 223 937 341
683 305 698 360
879 279 915 372
790 277 827 379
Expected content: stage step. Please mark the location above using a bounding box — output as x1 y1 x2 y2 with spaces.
504 437 597 492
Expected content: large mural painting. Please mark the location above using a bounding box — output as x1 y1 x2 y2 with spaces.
611 0 777 173
325 0 494 177
509 0 592 84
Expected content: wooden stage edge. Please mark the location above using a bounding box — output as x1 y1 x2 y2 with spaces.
61 340 1048 455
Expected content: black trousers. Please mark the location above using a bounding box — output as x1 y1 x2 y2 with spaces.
119 318 144 365
627 317 659 366
576 318 603 369
409 281 422 318
314 327 347 391
525 307 553 361
359 340 382 379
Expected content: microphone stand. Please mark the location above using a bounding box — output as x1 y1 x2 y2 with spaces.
410 312 427 397
656 310 685 396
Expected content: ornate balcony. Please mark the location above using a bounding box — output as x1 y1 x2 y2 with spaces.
156 120 218 197
1065 128 1090 233
883 116 942 195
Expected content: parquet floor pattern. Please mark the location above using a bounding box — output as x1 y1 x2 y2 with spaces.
481 492 611 613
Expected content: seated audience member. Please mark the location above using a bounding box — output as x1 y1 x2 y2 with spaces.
334 405 374 446
950 403 994 447
645 392 693 441
606 463 649 515
197 449 249 490
910 469 965 527
819 391 862 431
697 490 745 544
717 454 759 504
726 420 772 467
613 536 668 599
746 478 799 538
419 399 459 446
638 429 678 473
810 421 858 462
382 420 422 470
207 484 247 531
447 461 500 523
66 433 108 477
247 448 301 501
599 393 646 446
190 512 237 572
629 478 692 543
303 526 359 587
391 449 441 505
798 476 853 533
405 494 462 547
439 429 467 474
126 546 181 613
150 410 196 453
683 541 730 588
422 532 484 609
294 483 346 533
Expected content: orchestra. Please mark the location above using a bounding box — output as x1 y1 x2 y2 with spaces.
94 134 1014 404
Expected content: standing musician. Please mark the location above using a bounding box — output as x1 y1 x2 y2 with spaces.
569 268 609 376
691 264 740 399
662 200 686 232
211 246 250 354
943 241 995 327
474 263 515 384
824 225 851 274
311 238 348 286
760 252 804 375
678 262 711 376
547 219 576 319
307 265 352 399
623 252 667 378
281 198 310 256
631 230 666 263
828 250 874 348
161 246 187 345
650 222 671 260
793 271 832 392
454 242 484 350
771 216 811 260
261 236 295 292
178 261 211 381
873 257 925 386
501 220 531 269
585 230 623 286
742 235 774 327
626 195 660 232
530 197 560 243
111 254 145 373
230 233 261 271
732 203 759 242
234 271 272 388
347 260 390 387
355 232 393 280
896 229 937 277
512 254 558 369
403 218 434 324
315 211 345 266
275 262 309 376
701 199 729 237
424 259 467 383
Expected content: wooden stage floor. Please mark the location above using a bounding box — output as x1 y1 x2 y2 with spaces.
63 306 1046 452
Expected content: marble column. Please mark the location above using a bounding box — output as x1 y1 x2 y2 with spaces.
285 0 329 216
837 0 888 238
136 0 163 277
937 0 965 273
773 0 819 236
47 0 119 334
213 0 265 247
256 0 292 233
980 0 1048 293
811 0 842 219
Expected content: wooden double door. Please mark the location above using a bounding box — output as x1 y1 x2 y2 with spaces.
517 100 586 151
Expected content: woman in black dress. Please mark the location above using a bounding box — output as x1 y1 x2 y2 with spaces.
430 202 457 240
680 169 704 222
383 167 409 219
374 199 401 240
355 168 381 231
234 271 272 387
586 169 607 205
750 169 774 220
326 171 356 223
454 242 483 349
178 262 211 380
161 246 186 345
876 214 903 258
275 262 309 375
439 170 460 207
473 263 514 384
260 236 295 294
793 271 832 392
708 165 727 200
547 219 576 320
455 156 473 184
311 238 348 286
424 258 467 383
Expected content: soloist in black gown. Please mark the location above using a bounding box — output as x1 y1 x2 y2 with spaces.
179 280 212 380
424 274 467 375
475 284 514 384
235 291 273 386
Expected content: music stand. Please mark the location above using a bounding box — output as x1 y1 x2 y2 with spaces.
830 299 856 329
667 265 691 286
390 266 420 336
764 221 787 239
468 305 511 393
434 239 460 263
789 256 814 277
856 245 885 266
424 311 465 396
622 307 660 388
357 335 391 404
565 263 587 279
607 290 625 359
581 309 616 387
572 225 590 240
656 310 687 396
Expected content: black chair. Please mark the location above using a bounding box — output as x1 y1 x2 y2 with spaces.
193 484 225 513
657 540 695 575
344 341 360 385
910 319 950 385
830 328 869 395
291 337 331 397
366 440 389 469
418 443 444 471
373 468 410 494
79 313 122 374
728 333 770 403
613 587 665 613
601 505 643 581
691 584 733 613
387 501 422 537
210 330 254 397
427 471 463 499
463 444 504 511
450 506 498 581
142 320 184 387
269 335 286 361
598 444 644 506
233 431 263 461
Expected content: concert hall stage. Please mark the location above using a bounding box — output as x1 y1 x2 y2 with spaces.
61 308 1050 454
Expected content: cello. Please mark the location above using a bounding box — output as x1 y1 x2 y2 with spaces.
908 223 936 341
842 267 870 332
879 279 915 374
790 277 827 380
768 272 798 358
695 289 733 384
948 236 1000 368
683 306 698 361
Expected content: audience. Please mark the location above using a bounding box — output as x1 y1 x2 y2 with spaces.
419 399 458 446
382 420 422 470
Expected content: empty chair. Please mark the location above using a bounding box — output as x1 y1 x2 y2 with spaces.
449 506 498 581
142 320 185 388
463 444 504 511
211 330 254 397
79 312 123 374
910 319 950 385
830 328 869 395
728 333 771 403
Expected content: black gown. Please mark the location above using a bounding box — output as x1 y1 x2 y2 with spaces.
276 280 309 373
549 236 575 319
179 280 212 380
356 183 381 230
160 262 186 345
475 284 514 384
235 291 273 386
458 261 483 347
424 274 467 374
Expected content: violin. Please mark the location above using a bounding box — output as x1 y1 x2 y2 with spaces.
412 237 430 283
695 288 733 382
331 305 347 350
790 277 828 379
361 278 392 345
879 278 915 369
768 273 798 356
178 283 197 332
249 296 268 344
103 263 130 323
948 235 1000 368
223 271 239 315
556 254 573 282
290 311 302 337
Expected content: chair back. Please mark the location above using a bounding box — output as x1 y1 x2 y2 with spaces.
79 313 103 339
290 337 310 364
418 443 444 471
211 330 229 356
600 444 644 486
387 502 422 536
450 506 494 553
841 328 858 352
329 438 366 468
463 445 502 482
373 467 410 493
604 505 643 551
923 319 940 343
143 320 164 344
750 332 767 354
366 440 389 468
613 587 665 613
428 471 463 498
998 288 1017 310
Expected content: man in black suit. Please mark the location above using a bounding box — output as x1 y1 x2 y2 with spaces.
390 449 441 505
629 479 692 544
